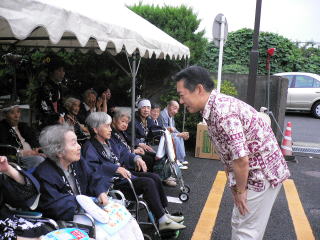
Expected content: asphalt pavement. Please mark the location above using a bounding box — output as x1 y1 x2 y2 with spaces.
285 112 320 146
162 151 320 240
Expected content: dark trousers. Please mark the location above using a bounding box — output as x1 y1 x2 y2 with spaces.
115 171 168 220
140 151 156 172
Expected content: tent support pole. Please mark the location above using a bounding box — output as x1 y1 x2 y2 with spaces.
127 51 141 151
107 54 131 77
131 53 136 151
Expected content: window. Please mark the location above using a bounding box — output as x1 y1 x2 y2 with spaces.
294 75 314 88
313 80 320 88
280 75 294 87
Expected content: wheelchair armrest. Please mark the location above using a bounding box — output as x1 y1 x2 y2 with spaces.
126 178 140 203
108 190 126 206
0 144 21 165
74 213 95 226
0 144 19 151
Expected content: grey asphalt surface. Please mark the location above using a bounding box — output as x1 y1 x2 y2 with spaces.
162 151 320 240
285 112 320 145
156 112 320 240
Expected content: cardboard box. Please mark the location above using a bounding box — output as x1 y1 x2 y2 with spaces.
195 123 219 160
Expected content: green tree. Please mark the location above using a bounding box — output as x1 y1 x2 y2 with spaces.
129 4 208 64
297 44 320 73
198 28 320 75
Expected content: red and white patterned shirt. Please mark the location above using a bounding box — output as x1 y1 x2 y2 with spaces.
202 90 290 192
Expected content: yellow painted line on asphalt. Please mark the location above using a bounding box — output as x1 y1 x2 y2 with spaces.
283 179 315 240
191 171 227 240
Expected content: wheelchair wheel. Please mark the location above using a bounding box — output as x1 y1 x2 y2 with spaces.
143 233 153 240
180 184 190 194
179 192 189 202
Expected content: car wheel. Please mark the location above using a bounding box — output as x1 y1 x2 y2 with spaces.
311 101 320 118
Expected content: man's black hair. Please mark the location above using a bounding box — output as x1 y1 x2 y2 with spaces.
173 65 214 92
151 103 160 109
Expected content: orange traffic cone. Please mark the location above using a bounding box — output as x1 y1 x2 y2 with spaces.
281 122 295 161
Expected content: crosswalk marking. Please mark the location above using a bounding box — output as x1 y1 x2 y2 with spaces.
283 179 315 240
191 171 227 240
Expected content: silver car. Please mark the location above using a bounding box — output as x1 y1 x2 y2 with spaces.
274 72 320 118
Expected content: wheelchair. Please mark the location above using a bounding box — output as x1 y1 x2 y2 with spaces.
109 176 184 239
0 144 21 165
155 129 190 202
108 177 161 240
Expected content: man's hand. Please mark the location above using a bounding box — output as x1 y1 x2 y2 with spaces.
167 127 175 133
135 158 147 172
232 156 250 216
232 188 249 216
116 167 131 179
98 192 109 206
178 132 189 140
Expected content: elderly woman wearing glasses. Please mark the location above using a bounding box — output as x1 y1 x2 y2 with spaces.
33 124 143 240
82 112 186 231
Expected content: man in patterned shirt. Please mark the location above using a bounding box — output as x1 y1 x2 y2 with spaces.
174 65 290 240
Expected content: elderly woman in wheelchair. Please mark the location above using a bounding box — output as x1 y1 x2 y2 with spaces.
111 108 177 187
0 156 51 240
0 103 45 170
33 124 144 240
82 112 186 232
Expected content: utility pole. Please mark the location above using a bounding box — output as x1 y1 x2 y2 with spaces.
246 0 262 106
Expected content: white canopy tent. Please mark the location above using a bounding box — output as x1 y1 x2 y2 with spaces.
0 0 190 59
0 0 190 145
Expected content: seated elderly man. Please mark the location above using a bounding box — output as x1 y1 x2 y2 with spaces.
0 156 51 239
0 103 45 170
82 112 186 231
150 103 163 127
160 100 189 169
33 124 143 240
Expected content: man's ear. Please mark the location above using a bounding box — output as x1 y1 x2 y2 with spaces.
93 127 98 134
195 84 206 94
